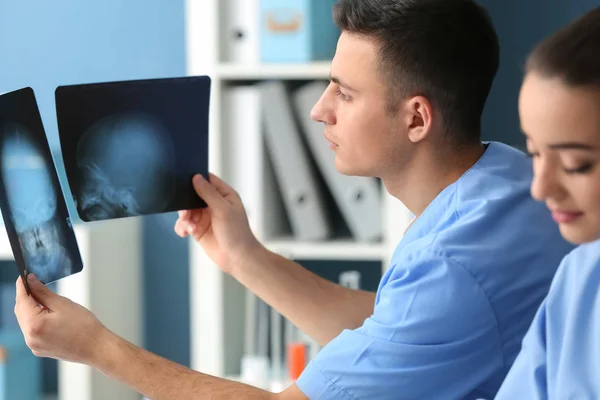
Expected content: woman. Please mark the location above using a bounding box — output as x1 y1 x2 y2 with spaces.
495 6 600 398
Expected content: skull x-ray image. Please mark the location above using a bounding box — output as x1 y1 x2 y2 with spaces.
0 87 83 287
55 75 211 222
75 113 176 221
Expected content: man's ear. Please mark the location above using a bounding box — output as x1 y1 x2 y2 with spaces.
402 95 434 144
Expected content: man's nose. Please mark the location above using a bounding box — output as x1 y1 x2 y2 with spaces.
310 88 335 125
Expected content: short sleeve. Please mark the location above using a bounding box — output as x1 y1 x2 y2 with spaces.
296 251 504 400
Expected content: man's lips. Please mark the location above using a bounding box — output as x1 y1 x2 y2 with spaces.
324 134 338 148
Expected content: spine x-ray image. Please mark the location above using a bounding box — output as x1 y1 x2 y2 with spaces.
0 88 83 287
55 75 211 222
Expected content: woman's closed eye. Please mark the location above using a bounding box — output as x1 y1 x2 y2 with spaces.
563 162 594 174
526 147 597 175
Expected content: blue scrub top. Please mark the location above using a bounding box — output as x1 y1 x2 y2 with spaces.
495 240 600 399
296 142 574 400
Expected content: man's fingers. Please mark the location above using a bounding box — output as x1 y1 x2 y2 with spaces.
192 212 202 223
178 210 190 220
175 210 207 238
174 218 190 237
208 173 238 199
26 274 57 310
192 174 227 208
190 215 210 242
15 276 41 311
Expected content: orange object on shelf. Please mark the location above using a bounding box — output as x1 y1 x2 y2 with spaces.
287 342 307 381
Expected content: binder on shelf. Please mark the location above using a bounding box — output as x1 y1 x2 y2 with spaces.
258 81 332 241
240 289 270 390
223 85 288 240
292 81 383 242
222 0 260 64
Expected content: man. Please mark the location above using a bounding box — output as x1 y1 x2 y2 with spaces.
15 0 573 399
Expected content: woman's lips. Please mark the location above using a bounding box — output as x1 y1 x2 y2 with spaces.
551 209 584 224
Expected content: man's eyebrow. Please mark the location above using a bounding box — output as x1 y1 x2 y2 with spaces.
329 75 357 92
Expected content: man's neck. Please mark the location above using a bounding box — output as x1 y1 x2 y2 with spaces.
384 142 486 217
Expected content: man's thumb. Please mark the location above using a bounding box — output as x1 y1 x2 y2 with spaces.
192 174 225 207
27 274 57 309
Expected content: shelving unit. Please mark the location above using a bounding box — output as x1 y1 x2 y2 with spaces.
184 0 413 380
217 62 332 80
56 219 142 400
264 238 386 261
0 218 142 400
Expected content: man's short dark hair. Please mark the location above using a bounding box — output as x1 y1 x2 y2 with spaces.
526 7 600 88
333 0 500 147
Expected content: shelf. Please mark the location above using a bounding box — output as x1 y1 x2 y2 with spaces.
264 237 386 261
0 219 143 400
217 62 331 80
187 0 413 379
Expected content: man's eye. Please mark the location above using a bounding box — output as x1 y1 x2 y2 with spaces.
336 89 351 102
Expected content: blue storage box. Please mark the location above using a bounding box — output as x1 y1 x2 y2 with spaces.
260 0 340 63
0 329 42 400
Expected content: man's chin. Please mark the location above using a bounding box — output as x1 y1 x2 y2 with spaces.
334 159 370 177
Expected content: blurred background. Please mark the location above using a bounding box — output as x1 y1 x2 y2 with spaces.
0 0 596 399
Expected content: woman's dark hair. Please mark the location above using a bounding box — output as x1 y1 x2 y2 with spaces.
333 0 500 146
526 7 600 88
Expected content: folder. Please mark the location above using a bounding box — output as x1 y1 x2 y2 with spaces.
292 81 383 242
270 306 284 379
259 81 332 241
223 85 288 240
222 0 260 64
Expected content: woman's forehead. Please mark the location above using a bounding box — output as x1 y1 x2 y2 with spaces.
520 74 600 143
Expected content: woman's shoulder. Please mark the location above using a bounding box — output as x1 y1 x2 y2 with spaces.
548 240 600 300
562 240 600 267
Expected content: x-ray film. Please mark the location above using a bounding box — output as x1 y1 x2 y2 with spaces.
55 75 210 222
0 87 84 294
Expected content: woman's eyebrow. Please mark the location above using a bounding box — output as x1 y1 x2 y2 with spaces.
547 142 599 151
522 134 599 151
